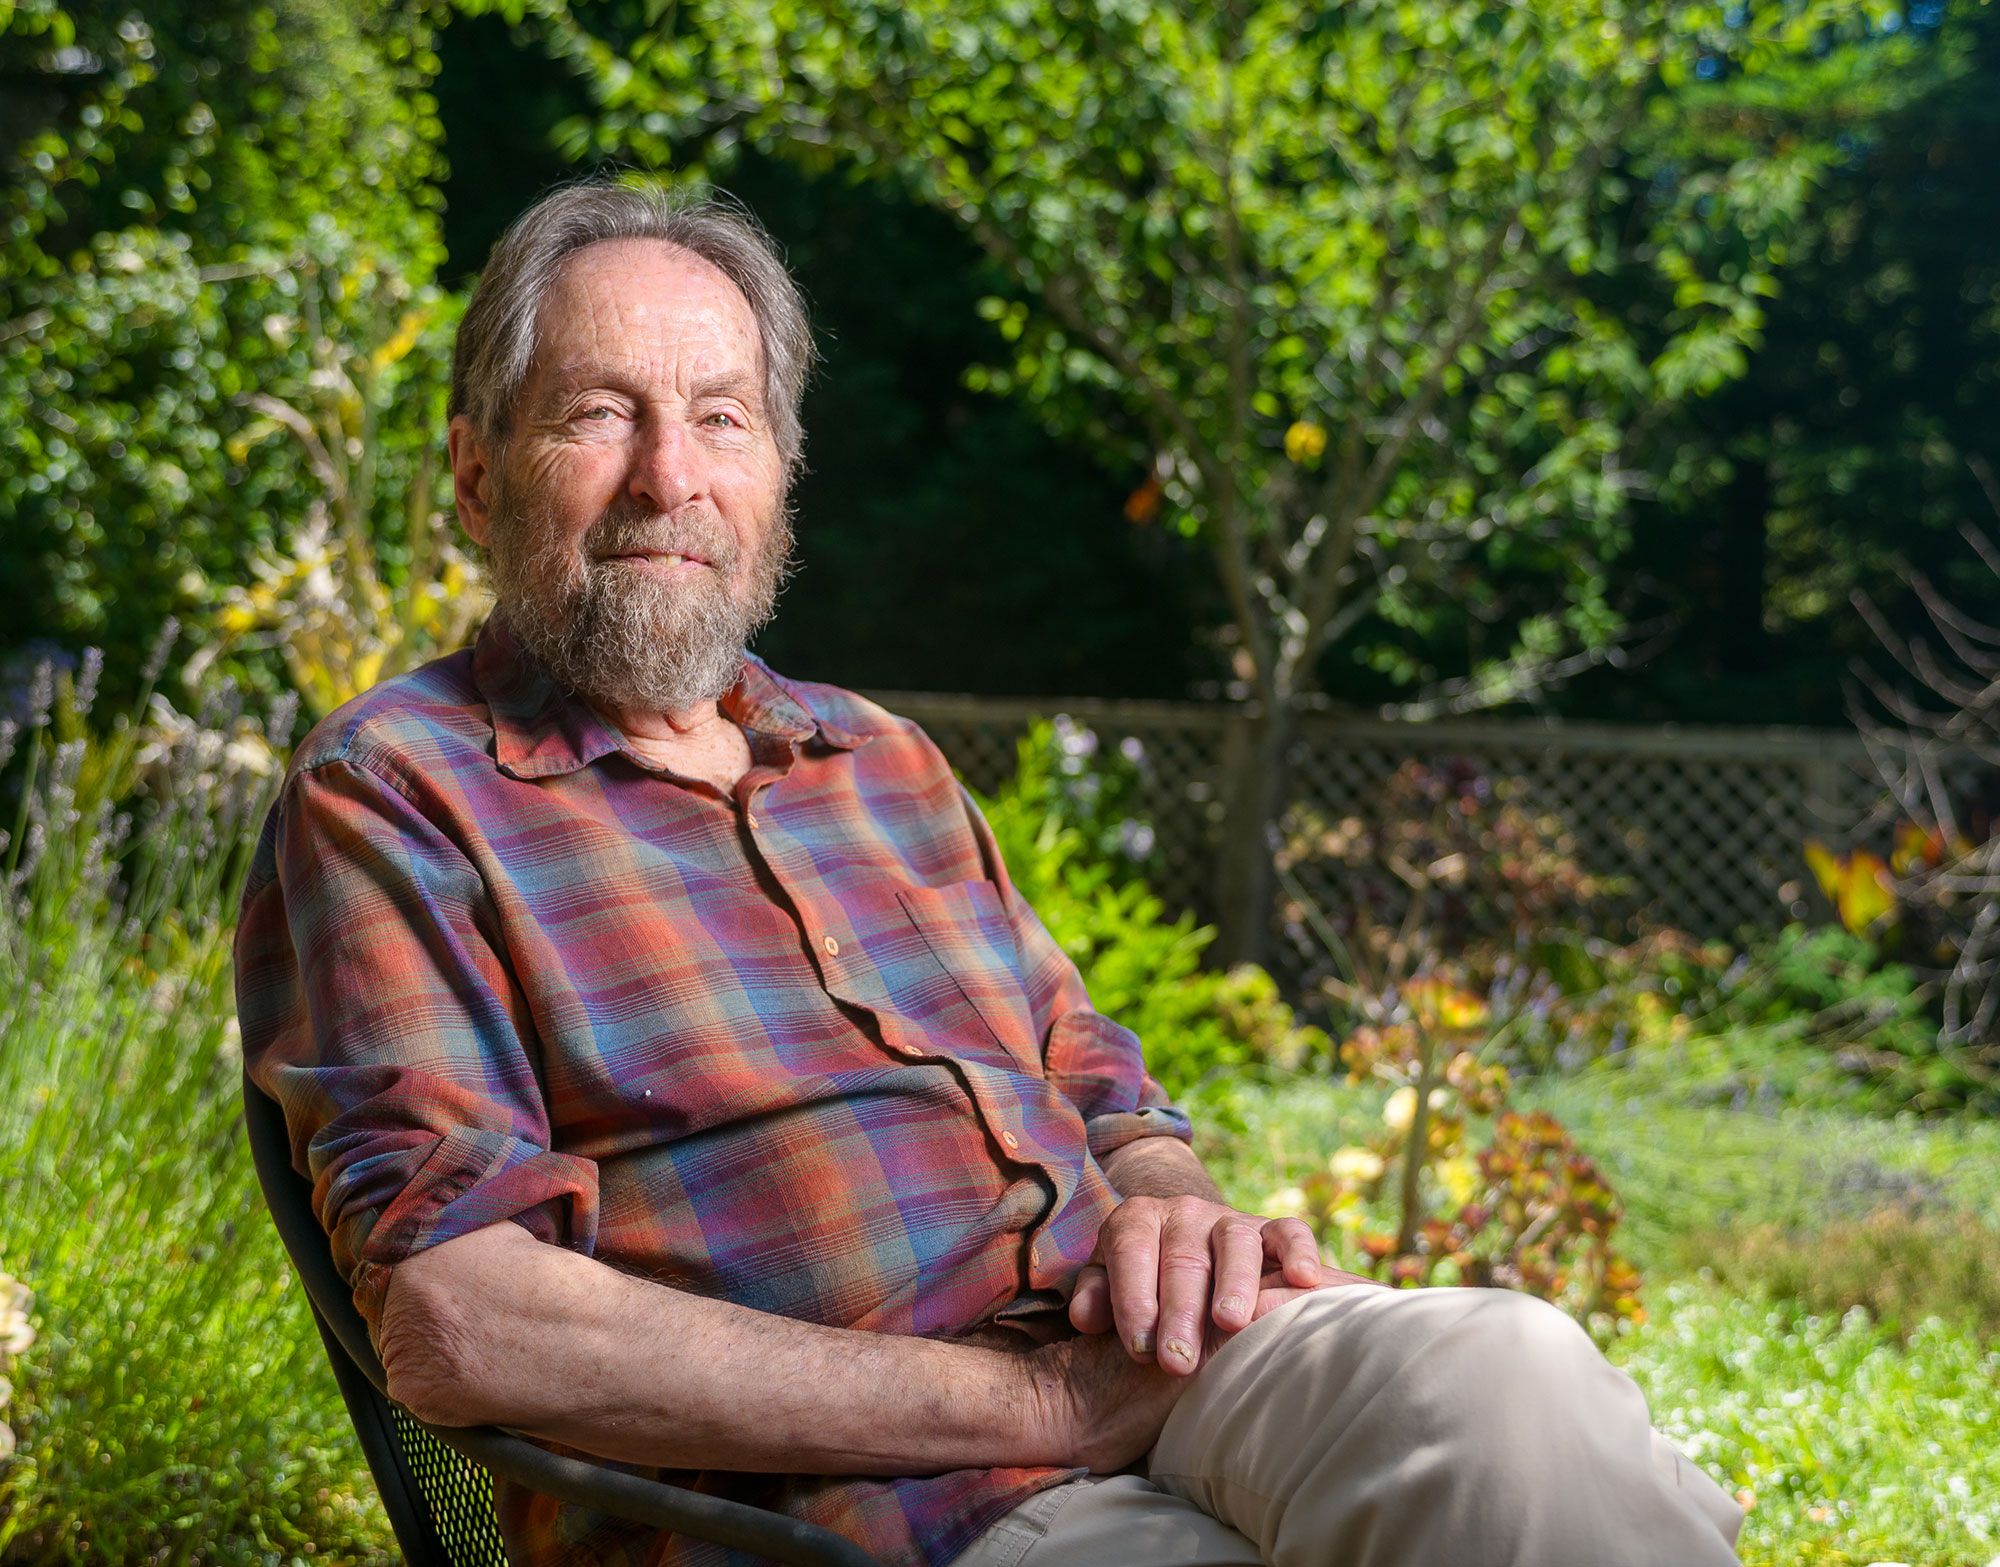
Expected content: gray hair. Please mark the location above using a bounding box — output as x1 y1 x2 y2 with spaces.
450 179 815 483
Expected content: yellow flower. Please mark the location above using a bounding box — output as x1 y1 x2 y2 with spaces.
1329 1146 1385 1183
1261 1186 1311 1220
1284 420 1327 463
1439 1154 1480 1206
1383 1086 1417 1131
1406 977 1489 1033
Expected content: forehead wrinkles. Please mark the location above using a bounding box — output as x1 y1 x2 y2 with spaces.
530 240 766 401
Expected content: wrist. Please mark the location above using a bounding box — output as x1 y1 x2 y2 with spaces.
1018 1338 1086 1466
1023 1332 1182 1473
1100 1137 1221 1202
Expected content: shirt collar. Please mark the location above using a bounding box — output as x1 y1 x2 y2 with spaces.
474 615 868 780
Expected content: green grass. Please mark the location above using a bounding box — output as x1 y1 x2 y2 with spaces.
1626 1281 2000 1567
1519 1071 2000 1279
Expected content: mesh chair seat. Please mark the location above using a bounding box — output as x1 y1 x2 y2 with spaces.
243 1072 884 1567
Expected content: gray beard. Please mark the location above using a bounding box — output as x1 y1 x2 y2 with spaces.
485 474 793 718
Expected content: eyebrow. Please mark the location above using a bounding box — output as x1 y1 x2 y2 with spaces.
532 365 765 408
689 370 765 408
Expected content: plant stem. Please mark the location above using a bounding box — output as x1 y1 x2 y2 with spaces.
1395 1024 1441 1259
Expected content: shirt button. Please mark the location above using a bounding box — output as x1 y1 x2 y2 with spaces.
745 813 760 830
822 935 840 956
899 1043 922 1056
1001 1131 1019 1150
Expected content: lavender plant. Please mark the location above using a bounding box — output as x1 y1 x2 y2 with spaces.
0 637 389 1564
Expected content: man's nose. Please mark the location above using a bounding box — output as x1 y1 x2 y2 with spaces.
626 415 703 513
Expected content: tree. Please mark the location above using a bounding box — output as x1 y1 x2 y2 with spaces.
485 0 1861 957
1563 0 2000 727
0 0 452 705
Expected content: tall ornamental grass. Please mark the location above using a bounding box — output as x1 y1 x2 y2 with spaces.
0 647 389 1565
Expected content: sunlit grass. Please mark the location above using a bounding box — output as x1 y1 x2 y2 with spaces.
1626 1281 2000 1567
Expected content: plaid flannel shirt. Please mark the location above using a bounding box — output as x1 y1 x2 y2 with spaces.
234 617 1193 1567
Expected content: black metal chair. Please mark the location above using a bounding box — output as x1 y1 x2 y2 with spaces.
242 1073 884 1567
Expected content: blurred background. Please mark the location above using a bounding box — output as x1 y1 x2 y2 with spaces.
4 4 2000 1566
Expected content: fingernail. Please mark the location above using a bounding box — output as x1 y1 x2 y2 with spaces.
1164 1338 1195 1365
1131 1330 1154 1354
1217 1293 1244 1317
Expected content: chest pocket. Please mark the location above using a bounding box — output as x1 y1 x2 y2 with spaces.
891 881 1046 1075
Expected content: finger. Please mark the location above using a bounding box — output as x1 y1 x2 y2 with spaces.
1153 1205 1221 1376
1262 1217 1324 1288
1208 1215 1266 1334
1099 1202 1165 1362
1251 1267 1385 1320
1322 1267 1384 1290
1069 1263 1113 1335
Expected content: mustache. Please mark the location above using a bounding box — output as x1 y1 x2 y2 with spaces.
581 501 738 570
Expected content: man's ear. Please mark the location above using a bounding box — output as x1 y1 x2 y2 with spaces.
448 415 498 549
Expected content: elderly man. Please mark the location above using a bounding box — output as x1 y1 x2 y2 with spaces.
236 181 1744 1567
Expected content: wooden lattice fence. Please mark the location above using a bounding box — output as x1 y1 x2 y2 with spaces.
870 691 1896 978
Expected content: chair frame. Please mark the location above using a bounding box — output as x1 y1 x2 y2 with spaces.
243 1072 884 1567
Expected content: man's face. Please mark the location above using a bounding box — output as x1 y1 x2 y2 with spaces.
456 237 793 718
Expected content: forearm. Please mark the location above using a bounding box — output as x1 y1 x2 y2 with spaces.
1099 1134 1222 1202
379 1220 1137 1474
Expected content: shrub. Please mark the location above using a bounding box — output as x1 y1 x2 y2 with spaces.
1265 978 1644 1336
1275 755 1613 998
0 653 389 1564
977 720 1329 1098
1689 1208 2000 1344
1528 924 1985 1116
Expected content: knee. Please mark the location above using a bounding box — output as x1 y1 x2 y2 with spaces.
1445 1287 1599 1377
1415 1289 1647 1452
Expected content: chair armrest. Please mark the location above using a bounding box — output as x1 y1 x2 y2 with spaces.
425 1422 885 1567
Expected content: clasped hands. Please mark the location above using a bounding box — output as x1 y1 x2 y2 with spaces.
1067 1195 1375 1378
1032 1195 1375 1472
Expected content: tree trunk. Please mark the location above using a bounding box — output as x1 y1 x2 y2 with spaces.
1216 699 1298 968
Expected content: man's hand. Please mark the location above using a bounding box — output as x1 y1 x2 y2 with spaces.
1022 1328 1188 1474
1068 1194 1354 1377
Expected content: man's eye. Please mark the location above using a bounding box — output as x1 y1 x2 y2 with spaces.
581 406 614 421
704 411 740 428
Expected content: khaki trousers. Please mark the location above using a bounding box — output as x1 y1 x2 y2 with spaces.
955 1286 1743 1567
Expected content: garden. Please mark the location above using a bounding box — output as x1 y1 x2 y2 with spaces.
6 0 2000 1564
5 687 2000 1566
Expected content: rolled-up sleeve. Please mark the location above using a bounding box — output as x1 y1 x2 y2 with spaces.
953 785 1193 1158
235 754 598 1339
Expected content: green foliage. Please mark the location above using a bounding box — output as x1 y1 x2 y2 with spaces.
0 0 451 701
1622 1280 2000 1567
1586 0 2000 727
977 720 1328 1097
0 660 390 1564
524 0 1873 716
1527 924 1989 1116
